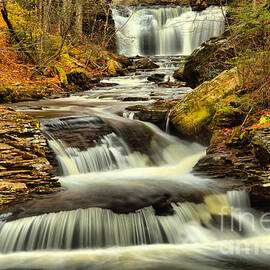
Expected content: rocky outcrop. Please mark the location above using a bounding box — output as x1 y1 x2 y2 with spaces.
0 106 59 209
171 65 270 210
171 67 239 144
174 36 235 88
194 126 270 210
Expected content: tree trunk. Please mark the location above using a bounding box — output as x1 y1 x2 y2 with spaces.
0 0 35 64
62 0 72 36
75 1 83 37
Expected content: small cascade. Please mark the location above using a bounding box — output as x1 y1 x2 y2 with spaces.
112 6 225 56
123 111 136 120
42 116 204 176
165 109 171 133
0 191 261 254
48 133 148 175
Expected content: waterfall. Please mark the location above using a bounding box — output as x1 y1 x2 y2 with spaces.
0 191 261 253
112 6 225 56
43 116 204 176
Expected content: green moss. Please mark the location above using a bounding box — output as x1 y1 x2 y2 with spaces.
107 59 122 77
172 106 211 136
259 114 270 125
54 65 68 87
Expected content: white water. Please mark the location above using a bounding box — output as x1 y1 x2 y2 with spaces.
46 119 204 176
1 238 270 270
0 6 268 269
112 6 225 56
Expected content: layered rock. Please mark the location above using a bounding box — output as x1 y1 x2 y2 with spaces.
170 66 270 209
173 36 235 88
0 106 59 209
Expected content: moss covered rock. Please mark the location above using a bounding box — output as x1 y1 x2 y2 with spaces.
171 67 239 143
54 65 68 87
107 59 123 76
135 58 159 70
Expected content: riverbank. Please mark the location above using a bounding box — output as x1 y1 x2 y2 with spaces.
0 15 135 207
170 1 270 210
0 106 60 210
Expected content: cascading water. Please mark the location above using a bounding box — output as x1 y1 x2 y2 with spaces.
0 5 269 270
112 6 225 56
0 114 270 269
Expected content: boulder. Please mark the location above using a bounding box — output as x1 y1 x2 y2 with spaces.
111 54 132 67
67 69 100 89
171 67 239 144
107 59 124 76
183 37 235 88
173 66 185 81
135 58 159 70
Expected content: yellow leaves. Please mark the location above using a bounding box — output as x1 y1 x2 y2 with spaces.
6 0 42 39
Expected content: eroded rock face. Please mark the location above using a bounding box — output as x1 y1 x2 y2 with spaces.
194 127 270 210
181 37 235 88
251 128 270 164
0 106 59 209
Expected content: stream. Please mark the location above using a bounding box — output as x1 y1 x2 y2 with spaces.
0 5 270 270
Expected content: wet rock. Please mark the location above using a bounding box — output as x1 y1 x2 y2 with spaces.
173 66 185 81
95 82 119 88
171 68 239 144
251 127 270 164
0 106 59 210
127 100 179 129
121 97 150 101
67 70 101 90
134 58 159 70
183 37 235 88
147 73 165 83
